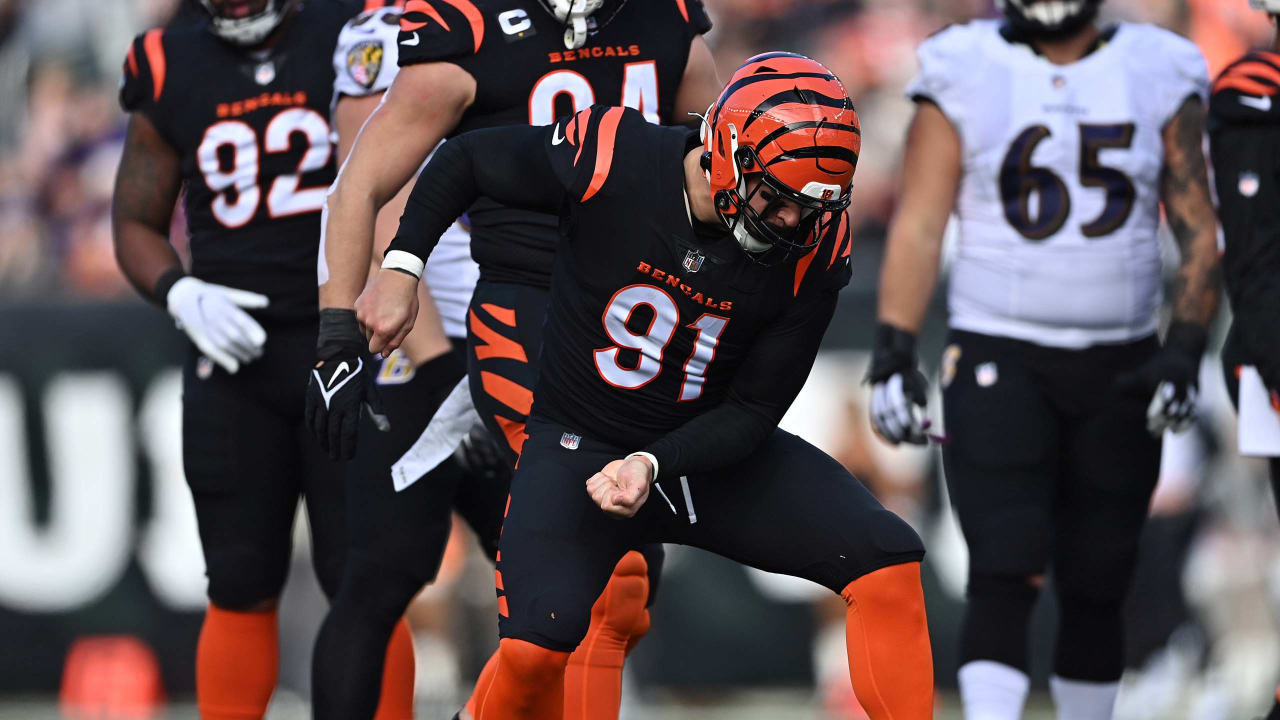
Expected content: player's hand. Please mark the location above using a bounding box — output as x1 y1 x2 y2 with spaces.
355 268 420 358
866 323 930 445
587 456 652 518
453 422 512 483
166 276 268 374
305 308 390 460
1115 321 1207 436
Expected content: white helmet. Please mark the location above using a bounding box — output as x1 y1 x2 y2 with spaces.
1250 0 1280 13
198 0 294 46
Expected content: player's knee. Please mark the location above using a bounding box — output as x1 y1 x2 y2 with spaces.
840 561 925 610
333 554 427 627
497 638 570 688
968 572 1041 606
311 549 346 601
204 546 288 610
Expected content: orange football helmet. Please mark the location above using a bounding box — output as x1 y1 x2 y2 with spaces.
701 52 860 265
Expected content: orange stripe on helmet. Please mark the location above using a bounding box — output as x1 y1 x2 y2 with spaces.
674 0 689 21
494 414 528 455
480 303 517 327
469 310 529 362
142 29 165 101
440 0 484 53
581 106 626 202
481 371 532 415
402 0 449 31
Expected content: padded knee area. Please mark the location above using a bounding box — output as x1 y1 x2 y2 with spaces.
205 547 288 611
332 554 425 628
1055 593 1125 682
499 638 570 685
474 639 571 720
960 573 1040 671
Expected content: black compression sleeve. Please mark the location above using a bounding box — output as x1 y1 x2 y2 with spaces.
642 291 839 478
387 125 566 262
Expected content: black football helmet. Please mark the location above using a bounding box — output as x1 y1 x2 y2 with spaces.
997 0 1103 38
197 0 296 46
536 0 628 50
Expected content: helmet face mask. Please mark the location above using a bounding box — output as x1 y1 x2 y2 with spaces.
198 0 294 46
1249 0 1280 14
702 53 860 266
536 0 627 50
997 0 1102 38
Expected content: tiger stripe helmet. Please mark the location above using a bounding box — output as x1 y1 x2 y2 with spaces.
701 52 860 265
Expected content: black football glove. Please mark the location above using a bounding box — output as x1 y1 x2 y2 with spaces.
305 308 389 460
452 422 513 484
866 323 930 445
1115 320 1207 437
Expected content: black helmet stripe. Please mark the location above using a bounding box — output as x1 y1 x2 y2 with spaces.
755 121 861 157
742 89 854 132
764 145 859 172
712 72 836 129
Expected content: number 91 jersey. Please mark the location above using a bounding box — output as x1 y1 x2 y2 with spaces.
397 0 712 288
908 20 1208 348
120 1 360 320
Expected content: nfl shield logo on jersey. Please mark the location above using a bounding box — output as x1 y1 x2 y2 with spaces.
1239 171 1260 198
682 249 705 273
254 61 276 86
560 432 581 450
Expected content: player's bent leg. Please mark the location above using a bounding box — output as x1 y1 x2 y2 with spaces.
563 550 652 720
956 573 1041 720
476 639 572 720
841 561 933 720
678 429 929 719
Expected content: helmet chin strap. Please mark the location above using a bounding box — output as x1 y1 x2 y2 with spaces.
544 0 604 49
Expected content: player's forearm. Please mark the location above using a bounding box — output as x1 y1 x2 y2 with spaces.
112 220 183 305
1162 98 1222 328
877 223 944 334
643 400 776 479
319 184 380 309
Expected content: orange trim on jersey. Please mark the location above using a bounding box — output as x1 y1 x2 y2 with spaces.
125 43 138 78
439 0 484 53
1215 60 1280 96
504 494 511 518
793 245 816 296
674 0 690 22
481 303 517 327
402 0 449 32
497 595 509 617
481 371 533 415
470 309 529 362
581 106 626 202
494 414 528 456
1215 74 1277 97
572 107 593 166
827 212 847 269
142 29 166 101
495 570 504 591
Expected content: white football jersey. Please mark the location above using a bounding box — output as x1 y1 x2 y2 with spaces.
907 20 1208 348
330 5 479 340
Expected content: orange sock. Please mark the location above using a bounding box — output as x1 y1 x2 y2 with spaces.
372 619 416 720
563 551 651 720
464 649 500 719
196 605 278 720
475 638 570 720
841 562 934 720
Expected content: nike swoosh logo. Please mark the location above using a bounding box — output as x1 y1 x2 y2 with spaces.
400 32 420 46
1239 94 1272 112
551 124 566 146
327 361 351 389
313 357 362 409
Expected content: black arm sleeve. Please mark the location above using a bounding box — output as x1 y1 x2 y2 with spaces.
643 290 840 478
386 124 566 262
1211 120 1280 390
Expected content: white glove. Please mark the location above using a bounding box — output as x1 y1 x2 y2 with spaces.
166 276 269 374
870 372 929 445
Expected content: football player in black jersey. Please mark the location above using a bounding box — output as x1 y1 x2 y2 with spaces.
110 1 416 718
307 1 721 718
1210 4 1280 718
357 54 934 720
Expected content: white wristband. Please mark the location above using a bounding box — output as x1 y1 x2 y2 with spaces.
625 451 660 484
382 250 425 279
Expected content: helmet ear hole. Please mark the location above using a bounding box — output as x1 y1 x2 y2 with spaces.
715 191 732 210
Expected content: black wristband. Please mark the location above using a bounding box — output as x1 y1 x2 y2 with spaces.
317 308 366 360
866 322 918 383
152 267 185 307
1164 320 1208 360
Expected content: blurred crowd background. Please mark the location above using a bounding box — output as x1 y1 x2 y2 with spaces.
2 0 1280 718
